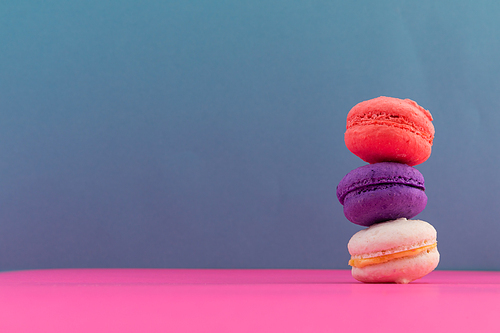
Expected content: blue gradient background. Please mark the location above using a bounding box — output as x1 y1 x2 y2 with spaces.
1 1 499 271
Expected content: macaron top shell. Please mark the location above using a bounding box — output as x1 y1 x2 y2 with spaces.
348 218 437 258
336 162 425 205
345 96 435 166
346 96 434 145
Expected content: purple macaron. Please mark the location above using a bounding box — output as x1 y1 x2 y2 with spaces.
336 162 427 226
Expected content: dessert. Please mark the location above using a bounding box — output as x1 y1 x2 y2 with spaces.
344 96 434 166
336 162 427 226
339 96 439 283
347 218 439 284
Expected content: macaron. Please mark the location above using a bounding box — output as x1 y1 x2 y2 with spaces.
348 218 439 284
344 96 434 166
337 162 427 226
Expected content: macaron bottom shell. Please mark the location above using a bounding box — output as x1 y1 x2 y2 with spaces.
351 246 439 284
343 184 427 226
345 124 432 166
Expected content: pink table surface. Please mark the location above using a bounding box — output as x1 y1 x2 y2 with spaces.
1 269 499 332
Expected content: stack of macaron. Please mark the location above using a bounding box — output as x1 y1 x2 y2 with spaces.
337 96 439 284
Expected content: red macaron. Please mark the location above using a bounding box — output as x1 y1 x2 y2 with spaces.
344 96 435 166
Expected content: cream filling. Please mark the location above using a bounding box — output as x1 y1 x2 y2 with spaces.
349 243 437 268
